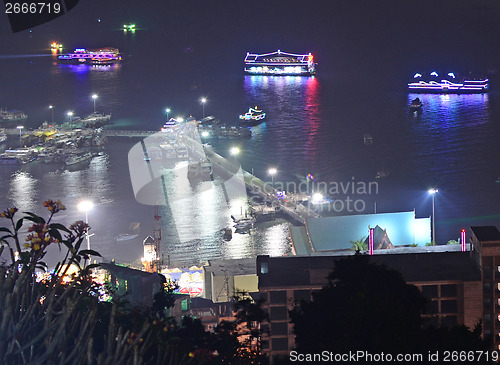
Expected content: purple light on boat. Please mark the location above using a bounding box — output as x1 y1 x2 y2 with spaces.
461 229 466 252
369 227 374 255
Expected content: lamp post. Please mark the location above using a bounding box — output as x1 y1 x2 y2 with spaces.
165 108 171 121
201 98 207 118
16 125 23 147
78 200 94 250
49 105 54 124
67 111 73 122
428 188 438 244
268 168 277 188
91 94 98 113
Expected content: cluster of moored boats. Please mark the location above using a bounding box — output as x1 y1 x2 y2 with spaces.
0 112 111 166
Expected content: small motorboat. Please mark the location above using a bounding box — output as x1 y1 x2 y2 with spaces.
409 98 422 111
239 106 266 126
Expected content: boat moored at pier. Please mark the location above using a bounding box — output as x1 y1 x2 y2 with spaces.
0 109 27 122
244 50 316 75
408 72 489 93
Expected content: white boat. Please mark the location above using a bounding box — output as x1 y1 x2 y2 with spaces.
65 152 94 166
81 112 111 125
114 233 139 241
0 108 27 122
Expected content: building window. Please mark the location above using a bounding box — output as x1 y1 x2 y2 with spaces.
441 300 457 314
260 262 268 274
426 300 439 314
421 285 438 298
271 338 289 351
270 291 287 304
270 306 288 321
441 316 457 328
294 290 311 303
441 284 457 297
271 322 288 336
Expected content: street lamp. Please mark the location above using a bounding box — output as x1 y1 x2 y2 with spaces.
49 105 54 124
165 108 171 120
91 94 98 113
16 125 24 147
78 200 94 250
268 168 277 188
201 97 207 118
67 111 73 122
428 188 438 245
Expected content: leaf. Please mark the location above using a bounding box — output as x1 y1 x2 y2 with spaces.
22 212 45 224
0 227 12 234
79 249 102 257
85 263 101 270
49 228 62 243
15 218 23 231
49 223 71 233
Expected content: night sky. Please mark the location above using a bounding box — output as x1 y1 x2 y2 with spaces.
3 0 500 85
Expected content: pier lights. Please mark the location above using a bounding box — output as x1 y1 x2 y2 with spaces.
268 167 277 188
16 125 24 147
428 188 439 245
49 105 54 124
230 146 240 156
311 193 324 205
67 111 73 122
200 97 207 118
91 94 98 113
165 108 171 120
78 200 94 250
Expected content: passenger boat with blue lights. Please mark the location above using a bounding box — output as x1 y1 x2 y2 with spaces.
244 50 316 75
239 107 266 126
408 72 488 93
58 48 122 65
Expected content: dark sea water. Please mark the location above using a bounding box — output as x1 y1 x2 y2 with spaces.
1 0 500 267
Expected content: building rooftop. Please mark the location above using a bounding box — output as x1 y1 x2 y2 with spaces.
471 226 500 242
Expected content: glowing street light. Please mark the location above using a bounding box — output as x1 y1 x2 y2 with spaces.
91 94 98 113
78 200 94 250
165 108 171 120
49 105 54 124
428 188 438 244
67 111 73 122
201 97 207 118
268 167 277 187
16 125 24 147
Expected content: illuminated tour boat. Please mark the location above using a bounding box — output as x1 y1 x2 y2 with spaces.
244 50 316 75
58 48 122 65
408 72 489 93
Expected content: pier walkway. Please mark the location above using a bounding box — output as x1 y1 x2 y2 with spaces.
203 146 320 224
